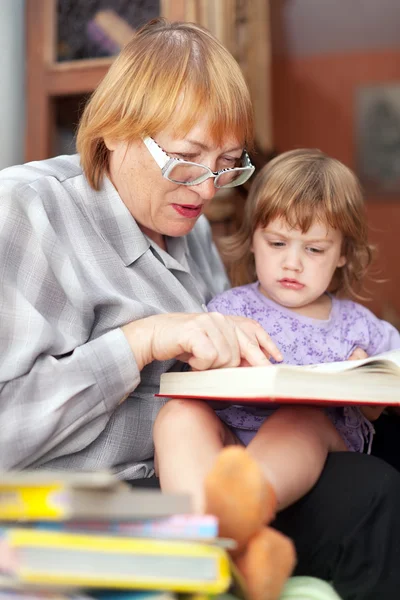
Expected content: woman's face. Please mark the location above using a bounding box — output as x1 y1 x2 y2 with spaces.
106 116 243 248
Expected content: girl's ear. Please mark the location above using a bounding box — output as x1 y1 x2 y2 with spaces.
337 255 347 268
250 230 259 254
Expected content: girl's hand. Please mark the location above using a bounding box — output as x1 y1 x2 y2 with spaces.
122 312 282 372
360 405 386 421
348 347 368 361
347 348 386 421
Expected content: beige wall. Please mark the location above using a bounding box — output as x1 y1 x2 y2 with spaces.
272 49 400 319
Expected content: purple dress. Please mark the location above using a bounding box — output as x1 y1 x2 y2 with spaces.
207 282 400 452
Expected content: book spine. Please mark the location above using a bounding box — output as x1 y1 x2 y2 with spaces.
0 593 90 599
0 594 91 599
0 486 66 520
33 515 218 541
0 528 231 594
87 593 177 600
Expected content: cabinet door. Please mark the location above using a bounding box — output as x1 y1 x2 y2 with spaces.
25 0 272 199
161 0 273 156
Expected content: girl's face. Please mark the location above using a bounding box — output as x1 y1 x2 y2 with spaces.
252 217 346 317
105 116 243 250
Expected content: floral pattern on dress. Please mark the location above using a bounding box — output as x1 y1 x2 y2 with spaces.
208 282 400 453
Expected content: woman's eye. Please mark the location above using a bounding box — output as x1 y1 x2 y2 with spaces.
175 153 196 161
224 157 238 165
217 157 239 170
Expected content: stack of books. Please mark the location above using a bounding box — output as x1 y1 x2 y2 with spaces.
0 471 236 600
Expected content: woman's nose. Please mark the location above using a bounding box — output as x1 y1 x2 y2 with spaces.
192 177 218 201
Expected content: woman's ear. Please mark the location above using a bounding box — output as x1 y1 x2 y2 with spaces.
104 137 117 151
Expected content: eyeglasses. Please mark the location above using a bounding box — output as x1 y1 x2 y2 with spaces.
143 136 255 189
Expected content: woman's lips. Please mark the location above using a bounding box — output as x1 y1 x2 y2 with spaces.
279 279 304 290
172 203 202 218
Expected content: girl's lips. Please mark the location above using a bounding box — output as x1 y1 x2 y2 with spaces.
279 279 304 290
172 204 202 218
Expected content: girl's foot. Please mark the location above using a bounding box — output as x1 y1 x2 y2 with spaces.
204 446 296 600
236 526 296 600
204 446 277 553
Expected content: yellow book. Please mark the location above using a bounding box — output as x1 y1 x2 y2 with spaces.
0 527 231 594
0 472 191 521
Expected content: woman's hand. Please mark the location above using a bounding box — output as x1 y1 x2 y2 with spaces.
122 312 282 372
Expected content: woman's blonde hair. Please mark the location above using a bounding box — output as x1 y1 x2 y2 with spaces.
222 148 374 299
76 18 254 190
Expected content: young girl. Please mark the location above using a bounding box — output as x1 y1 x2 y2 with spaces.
153 149 400 600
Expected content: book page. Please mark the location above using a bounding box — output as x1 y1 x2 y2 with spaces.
295 348 400 375
373 349 400 367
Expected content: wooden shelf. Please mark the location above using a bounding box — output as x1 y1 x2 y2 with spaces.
46 58 114 96
25 0 180 161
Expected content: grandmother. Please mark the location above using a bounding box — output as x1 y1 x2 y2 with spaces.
0 18 399 600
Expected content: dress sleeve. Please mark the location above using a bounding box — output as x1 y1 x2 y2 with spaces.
207 289 249 317
0 189 139 469
362 306 400 355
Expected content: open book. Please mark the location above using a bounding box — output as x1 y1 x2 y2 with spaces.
158 349 400 406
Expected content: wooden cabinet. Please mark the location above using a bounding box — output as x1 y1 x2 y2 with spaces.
26 0 152 161
25 0 272 234
25 0 272 160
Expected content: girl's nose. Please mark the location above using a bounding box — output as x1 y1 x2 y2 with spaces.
283 248 303 271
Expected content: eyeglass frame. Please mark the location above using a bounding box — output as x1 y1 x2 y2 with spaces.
143 136 255 189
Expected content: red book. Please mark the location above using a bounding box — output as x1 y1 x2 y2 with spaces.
157 349 400 407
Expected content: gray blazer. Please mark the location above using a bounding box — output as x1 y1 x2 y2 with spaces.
0 154 229 477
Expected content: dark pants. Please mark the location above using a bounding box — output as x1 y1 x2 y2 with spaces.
129 433 400 600
371 411 400 472
273 451 400 600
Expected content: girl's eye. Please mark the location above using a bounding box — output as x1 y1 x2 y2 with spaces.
308 247 324 254
269 241 285 248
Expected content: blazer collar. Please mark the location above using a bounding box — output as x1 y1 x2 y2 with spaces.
82 175 190 270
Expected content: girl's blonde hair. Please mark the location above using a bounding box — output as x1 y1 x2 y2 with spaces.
76 18 254 190
222 148 374 299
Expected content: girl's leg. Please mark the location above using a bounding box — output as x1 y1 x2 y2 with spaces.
247 406 347 510
204 446 296 600
153 399 237 512
129 451 400 600
154 400 296 600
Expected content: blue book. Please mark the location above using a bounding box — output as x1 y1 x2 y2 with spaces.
89 593 176 600
31 514 218 541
